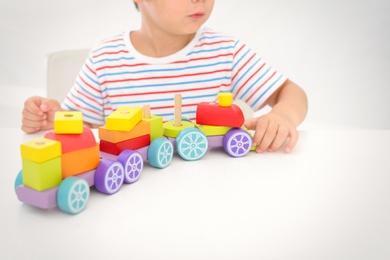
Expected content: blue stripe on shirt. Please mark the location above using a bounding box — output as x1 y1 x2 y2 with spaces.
251 74 284 105
238 67 271 100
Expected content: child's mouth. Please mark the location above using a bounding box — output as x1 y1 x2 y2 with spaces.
189 12 205 19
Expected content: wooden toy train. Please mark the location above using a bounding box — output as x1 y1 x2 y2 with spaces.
14 93 253 214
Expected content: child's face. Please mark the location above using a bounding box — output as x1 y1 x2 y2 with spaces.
138 0 215 35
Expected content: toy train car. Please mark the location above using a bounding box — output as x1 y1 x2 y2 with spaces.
14 92 253 214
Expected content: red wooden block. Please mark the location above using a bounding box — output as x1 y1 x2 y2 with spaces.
100 134 150 155
196 102 245 128
44 125 96 153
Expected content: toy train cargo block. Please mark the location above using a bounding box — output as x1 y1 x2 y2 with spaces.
106 107 142 131
61 143 100 178
142 105 164 142
163 121 195 138
100 134 150 155
20 138 62 163
22 157 62 191
143 115 163 141
196 102 244 128
196 92 244 128
218 92 233 107
44 126 96 153
196 124 232 136
16 183 58 209
98 120 150 143
54 111 83 134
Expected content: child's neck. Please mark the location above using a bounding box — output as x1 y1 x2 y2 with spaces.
131 29 196 58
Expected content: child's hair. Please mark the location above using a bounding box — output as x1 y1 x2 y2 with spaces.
134 2 138 10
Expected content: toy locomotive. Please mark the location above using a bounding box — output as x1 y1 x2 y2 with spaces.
14 93 253 214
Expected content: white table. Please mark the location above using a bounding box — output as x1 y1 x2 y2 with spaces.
1 128 389 260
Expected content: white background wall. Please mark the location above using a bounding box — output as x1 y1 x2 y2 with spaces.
1 0 389 129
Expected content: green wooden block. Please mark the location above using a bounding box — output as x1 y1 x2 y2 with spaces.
143 115 163 142
22 157 62 191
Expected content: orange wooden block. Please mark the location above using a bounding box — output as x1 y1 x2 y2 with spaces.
100 134 150 155
61 143 100 178
98 120 150 143
196 102 244 128
44 126 96 153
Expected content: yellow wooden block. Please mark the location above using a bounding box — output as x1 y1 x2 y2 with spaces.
54 111 83 134
142 115 163 142
163 121 195 138
20 138 62 163
196 124 232 136
218 92 233 107
22 157 62 191
106 107 142 131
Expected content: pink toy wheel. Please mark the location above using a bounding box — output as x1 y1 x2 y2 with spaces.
117 150 143 184
223 129 252 157
94 159 124 195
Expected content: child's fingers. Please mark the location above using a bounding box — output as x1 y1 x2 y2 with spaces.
268 125 289 152
23 96 45 116
40 99 62 113
256 120 278 153
248 117 267 151
285 130 299 153
21 113 46 133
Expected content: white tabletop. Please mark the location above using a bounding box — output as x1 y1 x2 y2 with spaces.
1 128 389 260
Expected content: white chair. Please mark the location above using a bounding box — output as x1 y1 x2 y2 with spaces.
46 49 90 101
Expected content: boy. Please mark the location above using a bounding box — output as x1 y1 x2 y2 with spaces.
21 0 308 153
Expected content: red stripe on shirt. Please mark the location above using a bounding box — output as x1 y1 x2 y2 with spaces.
65 96 102 117
96 63 149 71
196 40 235 47
233 44 245 59
109 85 221 98
245 71 277 103
232 53 256 82
92 50 129 59
233 64 265 99
172 53 233 64
100 69 231 85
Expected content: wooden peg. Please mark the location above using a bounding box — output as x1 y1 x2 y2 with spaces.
143 105 151 119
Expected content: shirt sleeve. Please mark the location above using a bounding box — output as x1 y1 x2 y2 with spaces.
230 40 287 111
61 52 106 126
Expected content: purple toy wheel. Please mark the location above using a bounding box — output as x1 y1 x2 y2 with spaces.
223 129 252 157
117 150 144 184
94 159 124 195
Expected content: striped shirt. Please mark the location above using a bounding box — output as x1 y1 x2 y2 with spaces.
62 27 287 125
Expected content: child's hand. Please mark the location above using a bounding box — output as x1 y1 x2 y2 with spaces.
21 96 62 134
244 112 299 153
